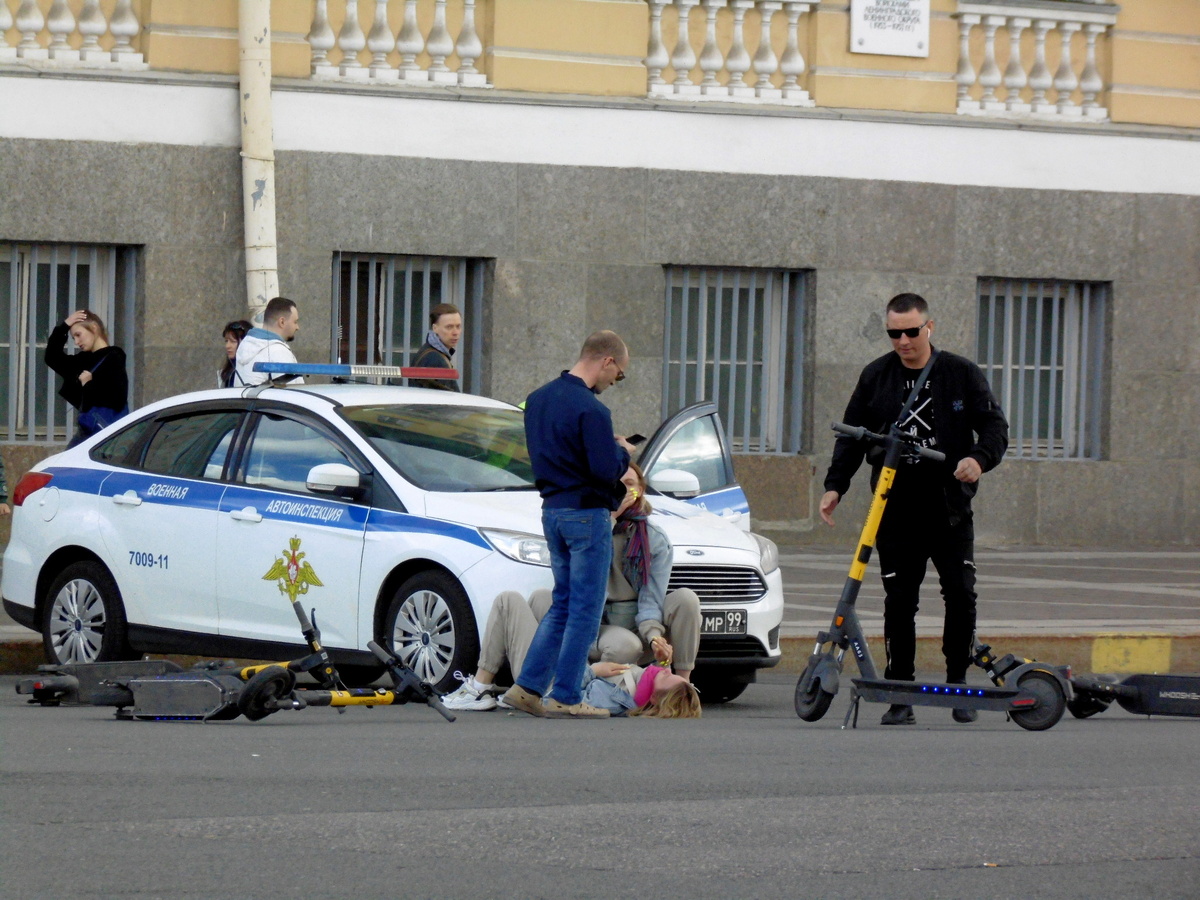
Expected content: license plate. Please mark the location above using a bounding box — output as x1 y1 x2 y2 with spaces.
701 609 748 635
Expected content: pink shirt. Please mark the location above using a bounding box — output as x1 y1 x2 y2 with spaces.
633 665 668 707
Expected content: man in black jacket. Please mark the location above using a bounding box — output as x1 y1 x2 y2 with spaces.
820 293 1008 725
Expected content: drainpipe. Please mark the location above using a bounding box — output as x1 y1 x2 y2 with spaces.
238 0 279 324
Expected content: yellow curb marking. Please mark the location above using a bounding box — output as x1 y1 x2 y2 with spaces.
1092 634 1172 674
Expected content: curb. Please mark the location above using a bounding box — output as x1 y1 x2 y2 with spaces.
3 634 1197 678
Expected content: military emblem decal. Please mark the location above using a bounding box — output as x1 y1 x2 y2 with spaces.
262 536 324 602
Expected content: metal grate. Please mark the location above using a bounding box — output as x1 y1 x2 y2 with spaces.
663 266 808 454
976 278 1108 460
667 565 767 605
1 242 137 443
331 253 486 395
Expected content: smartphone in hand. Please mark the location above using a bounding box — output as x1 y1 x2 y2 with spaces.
627 433 646 445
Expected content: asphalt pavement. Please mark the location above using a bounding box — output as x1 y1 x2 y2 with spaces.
1 671 1196 899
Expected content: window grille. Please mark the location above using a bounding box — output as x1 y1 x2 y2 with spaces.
976 278 1108 460
663 267 808 453
331 253 485 395
1 242 137 443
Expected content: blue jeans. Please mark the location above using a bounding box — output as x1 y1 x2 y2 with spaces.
516 507 613 705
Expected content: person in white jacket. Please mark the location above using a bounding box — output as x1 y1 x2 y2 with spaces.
235 297 303 386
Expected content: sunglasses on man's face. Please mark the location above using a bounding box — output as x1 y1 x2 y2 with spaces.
886 322 929 340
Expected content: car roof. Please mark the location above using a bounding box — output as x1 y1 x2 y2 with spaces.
133 384 520 416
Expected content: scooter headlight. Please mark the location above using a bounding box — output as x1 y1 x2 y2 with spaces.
481 528 552 567
752 532 779 575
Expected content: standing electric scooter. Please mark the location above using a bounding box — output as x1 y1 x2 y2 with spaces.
794 358 1069 731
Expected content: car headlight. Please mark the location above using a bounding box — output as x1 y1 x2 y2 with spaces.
751 532 779 575
481 528 552 567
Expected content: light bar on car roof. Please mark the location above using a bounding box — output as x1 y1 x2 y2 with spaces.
253 362 458 380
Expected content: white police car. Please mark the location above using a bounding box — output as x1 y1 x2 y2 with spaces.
1 367 783 700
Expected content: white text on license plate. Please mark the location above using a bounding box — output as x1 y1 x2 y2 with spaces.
701 610 747 635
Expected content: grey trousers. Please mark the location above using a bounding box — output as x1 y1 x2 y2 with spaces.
592 588 702 671
477 590 549 678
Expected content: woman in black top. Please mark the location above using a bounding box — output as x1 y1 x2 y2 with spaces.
45 309 129 447
219 319 252 387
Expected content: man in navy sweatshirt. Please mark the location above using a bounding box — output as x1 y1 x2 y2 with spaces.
502 331 636 719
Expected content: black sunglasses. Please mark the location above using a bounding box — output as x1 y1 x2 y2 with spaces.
886 322 929 340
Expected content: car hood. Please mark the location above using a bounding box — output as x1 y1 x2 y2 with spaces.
421 490 759 554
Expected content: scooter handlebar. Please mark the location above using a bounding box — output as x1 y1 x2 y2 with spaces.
917 446 946 462
367 641 457 723
831 422 946 462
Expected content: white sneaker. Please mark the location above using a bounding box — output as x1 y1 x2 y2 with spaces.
440 675 498 711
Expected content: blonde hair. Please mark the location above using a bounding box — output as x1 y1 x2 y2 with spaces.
73 310 110 344
628 681 702 719
626 460 653 516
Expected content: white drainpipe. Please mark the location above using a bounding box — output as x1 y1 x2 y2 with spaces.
238 0 279 324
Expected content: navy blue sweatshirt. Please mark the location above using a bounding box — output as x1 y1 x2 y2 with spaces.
524 371 630 510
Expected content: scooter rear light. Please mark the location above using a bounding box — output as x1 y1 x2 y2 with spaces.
12 472 53 506
1010 697 1037 708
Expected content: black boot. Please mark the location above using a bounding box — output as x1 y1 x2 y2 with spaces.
949 679 977 723
880 704 915 725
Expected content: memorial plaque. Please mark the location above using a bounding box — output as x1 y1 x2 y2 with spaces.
850 0 931 58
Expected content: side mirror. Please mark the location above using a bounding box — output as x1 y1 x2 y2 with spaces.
648 468 701 499
306 463 362 495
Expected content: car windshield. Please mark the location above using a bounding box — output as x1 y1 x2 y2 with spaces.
342 404 536 492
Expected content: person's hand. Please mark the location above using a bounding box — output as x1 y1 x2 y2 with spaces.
615 435 636 453
65 310 88 327
819 490 840 527
650 635 672 666
78 370 93 385
592 661 631 679
0 503 11 517
954 457 982 483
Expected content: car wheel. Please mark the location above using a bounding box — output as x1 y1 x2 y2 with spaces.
691 672 749 704
384 570 479 694
42 561 134 665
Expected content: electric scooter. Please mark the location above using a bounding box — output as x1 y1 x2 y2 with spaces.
1067 673 1200 719
794 369 1071 731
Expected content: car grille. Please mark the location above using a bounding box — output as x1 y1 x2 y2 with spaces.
668 565 766 605
696 636 769 659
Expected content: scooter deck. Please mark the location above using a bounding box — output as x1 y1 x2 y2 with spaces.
852 677 1021 712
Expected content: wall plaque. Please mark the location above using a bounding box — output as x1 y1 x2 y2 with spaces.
850 0 931 58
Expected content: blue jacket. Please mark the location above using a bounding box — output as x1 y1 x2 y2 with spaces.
524 371 630 510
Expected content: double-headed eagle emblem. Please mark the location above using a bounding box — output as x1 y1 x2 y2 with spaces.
262 536 324 603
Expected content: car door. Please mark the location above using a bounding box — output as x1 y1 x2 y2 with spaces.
638 402 751 530
97 406 243 635
214 408 370 649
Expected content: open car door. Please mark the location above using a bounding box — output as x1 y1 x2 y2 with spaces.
638 402 750 531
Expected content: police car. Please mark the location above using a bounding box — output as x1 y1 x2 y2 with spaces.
1 365 783 700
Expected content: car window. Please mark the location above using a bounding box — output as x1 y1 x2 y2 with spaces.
240 413 355 496
646 414 730 494
141 411 243 480
342 404 535 492
92 416 155 467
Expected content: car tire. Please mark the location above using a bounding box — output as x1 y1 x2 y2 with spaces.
42 561 135 665
691 672 749 704
383 570 479 694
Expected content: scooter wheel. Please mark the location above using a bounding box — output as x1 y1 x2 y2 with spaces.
1067 694 1112 719
238 667 297 722
795 664 835 722
1010 670 1067 731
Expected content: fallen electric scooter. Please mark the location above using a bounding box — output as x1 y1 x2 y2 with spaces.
1067 673 1200 720
794 357 1071 731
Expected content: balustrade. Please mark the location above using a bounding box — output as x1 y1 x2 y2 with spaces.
308 0 490 88
645 0 814 106
0 0 145 67
954 1 1117 120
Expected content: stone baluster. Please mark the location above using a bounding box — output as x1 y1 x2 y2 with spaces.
47 0 79 62
308 0 338 76
779 2 812 105
698 0 725 96
977 16 1004 111
670 0 701 96
78 0 111 64
396 0 428 82
15 0 48 60
337 0 368 79
1079 23 1106 118
426 0 458 84
646 1 672 97
955 14 979 112
753 1 782 100
726 0 755 98
456 0 488 86
1053 21 1082 115
1028 19 1055 113
367 0 398 80
1003 17 1030 113
109 0 143 65
0 2 13 62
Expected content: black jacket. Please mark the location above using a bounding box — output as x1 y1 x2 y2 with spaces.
410 341 460 392
823 348 1008 520
44 323 129 413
